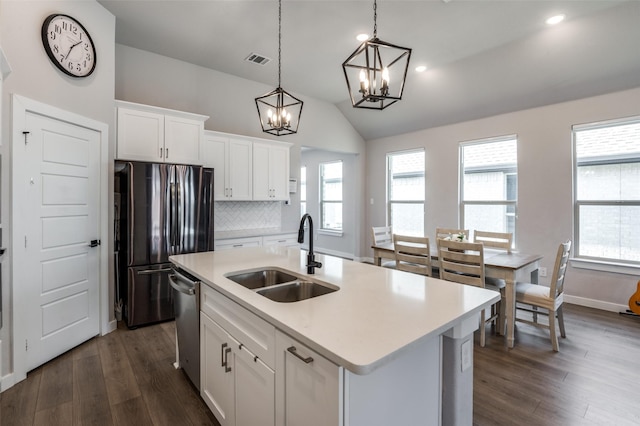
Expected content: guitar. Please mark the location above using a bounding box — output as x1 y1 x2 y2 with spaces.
629 281 640 315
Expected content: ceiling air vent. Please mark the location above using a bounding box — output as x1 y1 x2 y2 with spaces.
245 53 271 66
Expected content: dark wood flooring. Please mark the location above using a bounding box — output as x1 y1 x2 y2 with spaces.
1 304 639 425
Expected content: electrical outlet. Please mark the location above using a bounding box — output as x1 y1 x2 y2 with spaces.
539 267 547 277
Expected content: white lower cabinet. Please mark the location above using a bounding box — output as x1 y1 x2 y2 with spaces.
275 331 342 426
201 311 275 426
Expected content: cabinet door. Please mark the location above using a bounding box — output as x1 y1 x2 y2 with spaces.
203 134 229 200
201 312 236 426
275 332 342 426
116 107 164 161
164 115 203 165
228 138 253 200
269 144 290 200
235 346 275 426
252 143 271 200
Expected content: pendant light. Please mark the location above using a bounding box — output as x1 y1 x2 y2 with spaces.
255 0 303 136
342 0 412 110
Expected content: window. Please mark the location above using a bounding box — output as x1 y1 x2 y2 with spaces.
573 117 640 264
300 166 307 217
460 136 517 240
387 150 425 236
320 161 342 231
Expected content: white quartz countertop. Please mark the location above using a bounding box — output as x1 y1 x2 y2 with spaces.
170 247 500 375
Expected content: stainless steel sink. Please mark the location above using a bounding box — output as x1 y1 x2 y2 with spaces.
257 281 338 303
226 269 298 289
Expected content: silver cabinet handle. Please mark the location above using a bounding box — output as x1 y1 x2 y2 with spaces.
287 346 313 364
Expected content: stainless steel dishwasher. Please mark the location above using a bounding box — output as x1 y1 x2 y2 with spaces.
169 268 201 390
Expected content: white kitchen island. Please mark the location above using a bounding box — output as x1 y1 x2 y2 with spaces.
170 246 500 426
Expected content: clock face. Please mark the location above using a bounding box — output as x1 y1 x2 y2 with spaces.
41 14 96 78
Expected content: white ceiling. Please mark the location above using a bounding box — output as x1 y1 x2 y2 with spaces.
98 0 640 140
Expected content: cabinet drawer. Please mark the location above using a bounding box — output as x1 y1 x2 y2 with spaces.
262 233 299 247
201 285 276 369
214 236 262 251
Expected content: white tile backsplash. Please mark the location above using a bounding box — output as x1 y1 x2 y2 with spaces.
214 201 282 231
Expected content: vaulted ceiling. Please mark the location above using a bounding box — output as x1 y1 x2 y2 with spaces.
99 0 640 140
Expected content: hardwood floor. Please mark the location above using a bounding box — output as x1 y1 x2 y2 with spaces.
0 321 220 426
1 303 638 425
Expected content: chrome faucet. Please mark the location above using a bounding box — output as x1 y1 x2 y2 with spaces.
298 214 322 274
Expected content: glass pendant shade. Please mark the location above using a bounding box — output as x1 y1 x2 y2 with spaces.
255 86 303 136
342 37 411 110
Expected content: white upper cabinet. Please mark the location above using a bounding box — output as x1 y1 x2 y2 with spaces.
202 130 291 202
203 131 253 201
253 141 290 201
116 100 208 165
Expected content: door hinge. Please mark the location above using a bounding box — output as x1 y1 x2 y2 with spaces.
24 236 27 248
25 339 28 351
23 131 30 145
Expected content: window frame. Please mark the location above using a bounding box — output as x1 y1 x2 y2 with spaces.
319 160 343 233
459 135 518 244
572 116 640 270
386 148 425 237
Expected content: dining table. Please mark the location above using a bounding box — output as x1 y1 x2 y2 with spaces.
372 242 543 349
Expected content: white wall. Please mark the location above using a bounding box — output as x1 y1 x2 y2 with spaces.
0 0 115 387
366 87 640 310
115 44 367 242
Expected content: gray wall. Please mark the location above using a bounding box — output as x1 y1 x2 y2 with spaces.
300 148 361 259
365 87 640 310
0 0 115 384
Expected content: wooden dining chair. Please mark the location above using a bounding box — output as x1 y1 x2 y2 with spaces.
515 240 571 352
473 230 513 252
437 239 503 347
393 234 432 276
473 231 513 290
372 226 395 268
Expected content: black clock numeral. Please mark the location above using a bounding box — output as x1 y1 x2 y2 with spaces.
59 54 65 63
77 64 82 72
53 44 59 54
68 62 74 71
54 24 62 34
49 31 57 41
86 53 92 61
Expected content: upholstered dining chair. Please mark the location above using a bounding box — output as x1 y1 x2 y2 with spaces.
515 240 571 352
371 226 395 268
393 234 432 277
437 239 503 347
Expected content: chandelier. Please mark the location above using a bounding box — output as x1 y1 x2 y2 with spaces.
342 0 412 110
255 0 303 136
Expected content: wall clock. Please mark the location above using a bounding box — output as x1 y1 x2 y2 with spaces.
41 14 96 78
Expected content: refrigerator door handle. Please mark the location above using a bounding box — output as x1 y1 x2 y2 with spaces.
169 181 177 248
137 267 173 275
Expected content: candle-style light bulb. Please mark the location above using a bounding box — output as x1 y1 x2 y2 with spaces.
381 67 390 95
359 69 369 95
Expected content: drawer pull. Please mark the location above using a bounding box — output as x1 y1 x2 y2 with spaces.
287 346 313 364
224 347 232 373
221 342 228 367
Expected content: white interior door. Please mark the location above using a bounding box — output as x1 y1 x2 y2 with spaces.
14 110 100 372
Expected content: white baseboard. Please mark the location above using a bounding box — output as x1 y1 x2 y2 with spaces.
315 247 354 261
1 372 16 392
103 319 118 335
564 295 628 313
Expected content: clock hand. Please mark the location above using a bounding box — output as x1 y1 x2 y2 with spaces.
65 40 83 60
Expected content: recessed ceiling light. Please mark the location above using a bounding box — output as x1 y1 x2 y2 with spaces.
546 14 565 25
356 33 369 41
415 65 427 73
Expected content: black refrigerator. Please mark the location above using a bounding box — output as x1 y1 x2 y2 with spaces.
115 161 214 328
